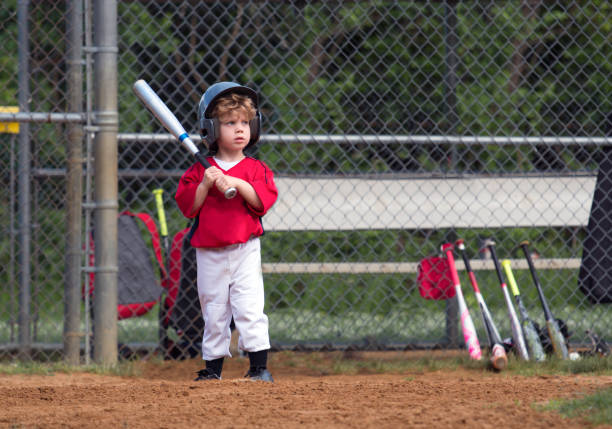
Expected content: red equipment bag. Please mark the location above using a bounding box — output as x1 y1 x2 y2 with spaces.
86 211 166 320
416 256 455 300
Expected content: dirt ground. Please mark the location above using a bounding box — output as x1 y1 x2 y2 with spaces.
1 351 611 429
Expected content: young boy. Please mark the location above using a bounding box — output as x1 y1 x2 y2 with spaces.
175 82 278 382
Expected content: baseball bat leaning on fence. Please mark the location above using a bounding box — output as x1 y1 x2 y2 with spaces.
519 241 569 360
133 79 236 199
441 243 482 361
152 188 172 355
456 239 507 370
153 188 170 267
485 239 530 360
501 259 546 362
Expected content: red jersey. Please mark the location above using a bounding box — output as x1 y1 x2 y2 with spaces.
175 157 278 248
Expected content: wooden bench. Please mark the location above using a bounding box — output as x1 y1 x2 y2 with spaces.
262 175 595 273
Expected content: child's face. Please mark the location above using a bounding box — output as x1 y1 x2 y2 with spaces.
216 110 251 156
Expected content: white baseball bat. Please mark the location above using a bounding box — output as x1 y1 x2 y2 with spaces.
133 79 236 199
486 240 530 360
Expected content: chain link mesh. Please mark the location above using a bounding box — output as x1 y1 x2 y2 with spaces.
0 0 610 362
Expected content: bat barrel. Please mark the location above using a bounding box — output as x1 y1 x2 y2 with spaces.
133 80 201 156
133 79 237 200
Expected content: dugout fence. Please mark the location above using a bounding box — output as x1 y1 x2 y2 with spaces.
0 0 611 364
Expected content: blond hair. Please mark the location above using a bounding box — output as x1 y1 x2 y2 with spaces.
211 93 256 121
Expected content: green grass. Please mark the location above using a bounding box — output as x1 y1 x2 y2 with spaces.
2 299 609 352
1 203 609 353
542 388 612 426
0 360 142 377
322 352 612 377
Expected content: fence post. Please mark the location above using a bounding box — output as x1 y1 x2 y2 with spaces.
92 0 119 366
64 0 85 365
17 0 32 360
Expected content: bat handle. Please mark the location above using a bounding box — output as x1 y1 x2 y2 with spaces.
153 188 168 238
456 240 480 293
487 243 505 284
152 188 171 280
520 242 538 281
440 243 459 286
520 241 552 317
501 259 520 297
194 152 237 199
455 239 473 272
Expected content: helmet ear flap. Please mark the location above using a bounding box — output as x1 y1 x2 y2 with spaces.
201 117 219 150
248 111 261 147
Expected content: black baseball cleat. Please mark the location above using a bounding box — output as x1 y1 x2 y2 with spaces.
194 368 221 381
244 367 274 383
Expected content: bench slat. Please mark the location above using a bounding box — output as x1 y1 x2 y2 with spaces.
262 258 581 274
266 176 595 231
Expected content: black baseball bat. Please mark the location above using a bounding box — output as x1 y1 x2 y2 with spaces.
519 241 569 359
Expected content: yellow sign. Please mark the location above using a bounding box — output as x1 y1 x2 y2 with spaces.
0 106 19 134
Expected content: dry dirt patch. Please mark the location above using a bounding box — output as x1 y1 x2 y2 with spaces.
1 351 611 428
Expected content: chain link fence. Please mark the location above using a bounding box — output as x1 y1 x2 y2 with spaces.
0 0 610 362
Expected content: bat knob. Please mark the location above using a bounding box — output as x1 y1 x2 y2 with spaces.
440 242 454 252
224 187 237 199
490 344 508 371
482 238 495 248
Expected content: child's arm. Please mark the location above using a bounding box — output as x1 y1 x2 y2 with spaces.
216 175 263 212
190 166 224 215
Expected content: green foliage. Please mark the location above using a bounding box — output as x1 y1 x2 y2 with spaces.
0 0 17 104
1 1 610 354
2 1 609 175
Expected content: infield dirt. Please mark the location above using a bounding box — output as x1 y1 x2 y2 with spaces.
1 350 611 428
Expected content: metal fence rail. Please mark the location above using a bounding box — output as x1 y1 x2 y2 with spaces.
0 0 610 363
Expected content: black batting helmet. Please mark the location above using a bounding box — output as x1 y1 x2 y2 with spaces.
198 82 261 152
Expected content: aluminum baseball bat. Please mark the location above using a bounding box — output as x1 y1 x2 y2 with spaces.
133 79 236 199
519 241 569 360
441 243 482 361
153 188 170 269
485 239 530 361
456 239 507 370
501 259 546 362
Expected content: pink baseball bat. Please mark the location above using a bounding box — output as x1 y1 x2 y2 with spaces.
442 243 482 361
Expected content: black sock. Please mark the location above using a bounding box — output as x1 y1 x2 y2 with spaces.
248 349 268 371
206 357 224 377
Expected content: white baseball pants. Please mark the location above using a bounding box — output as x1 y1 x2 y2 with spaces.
195 237 270 361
